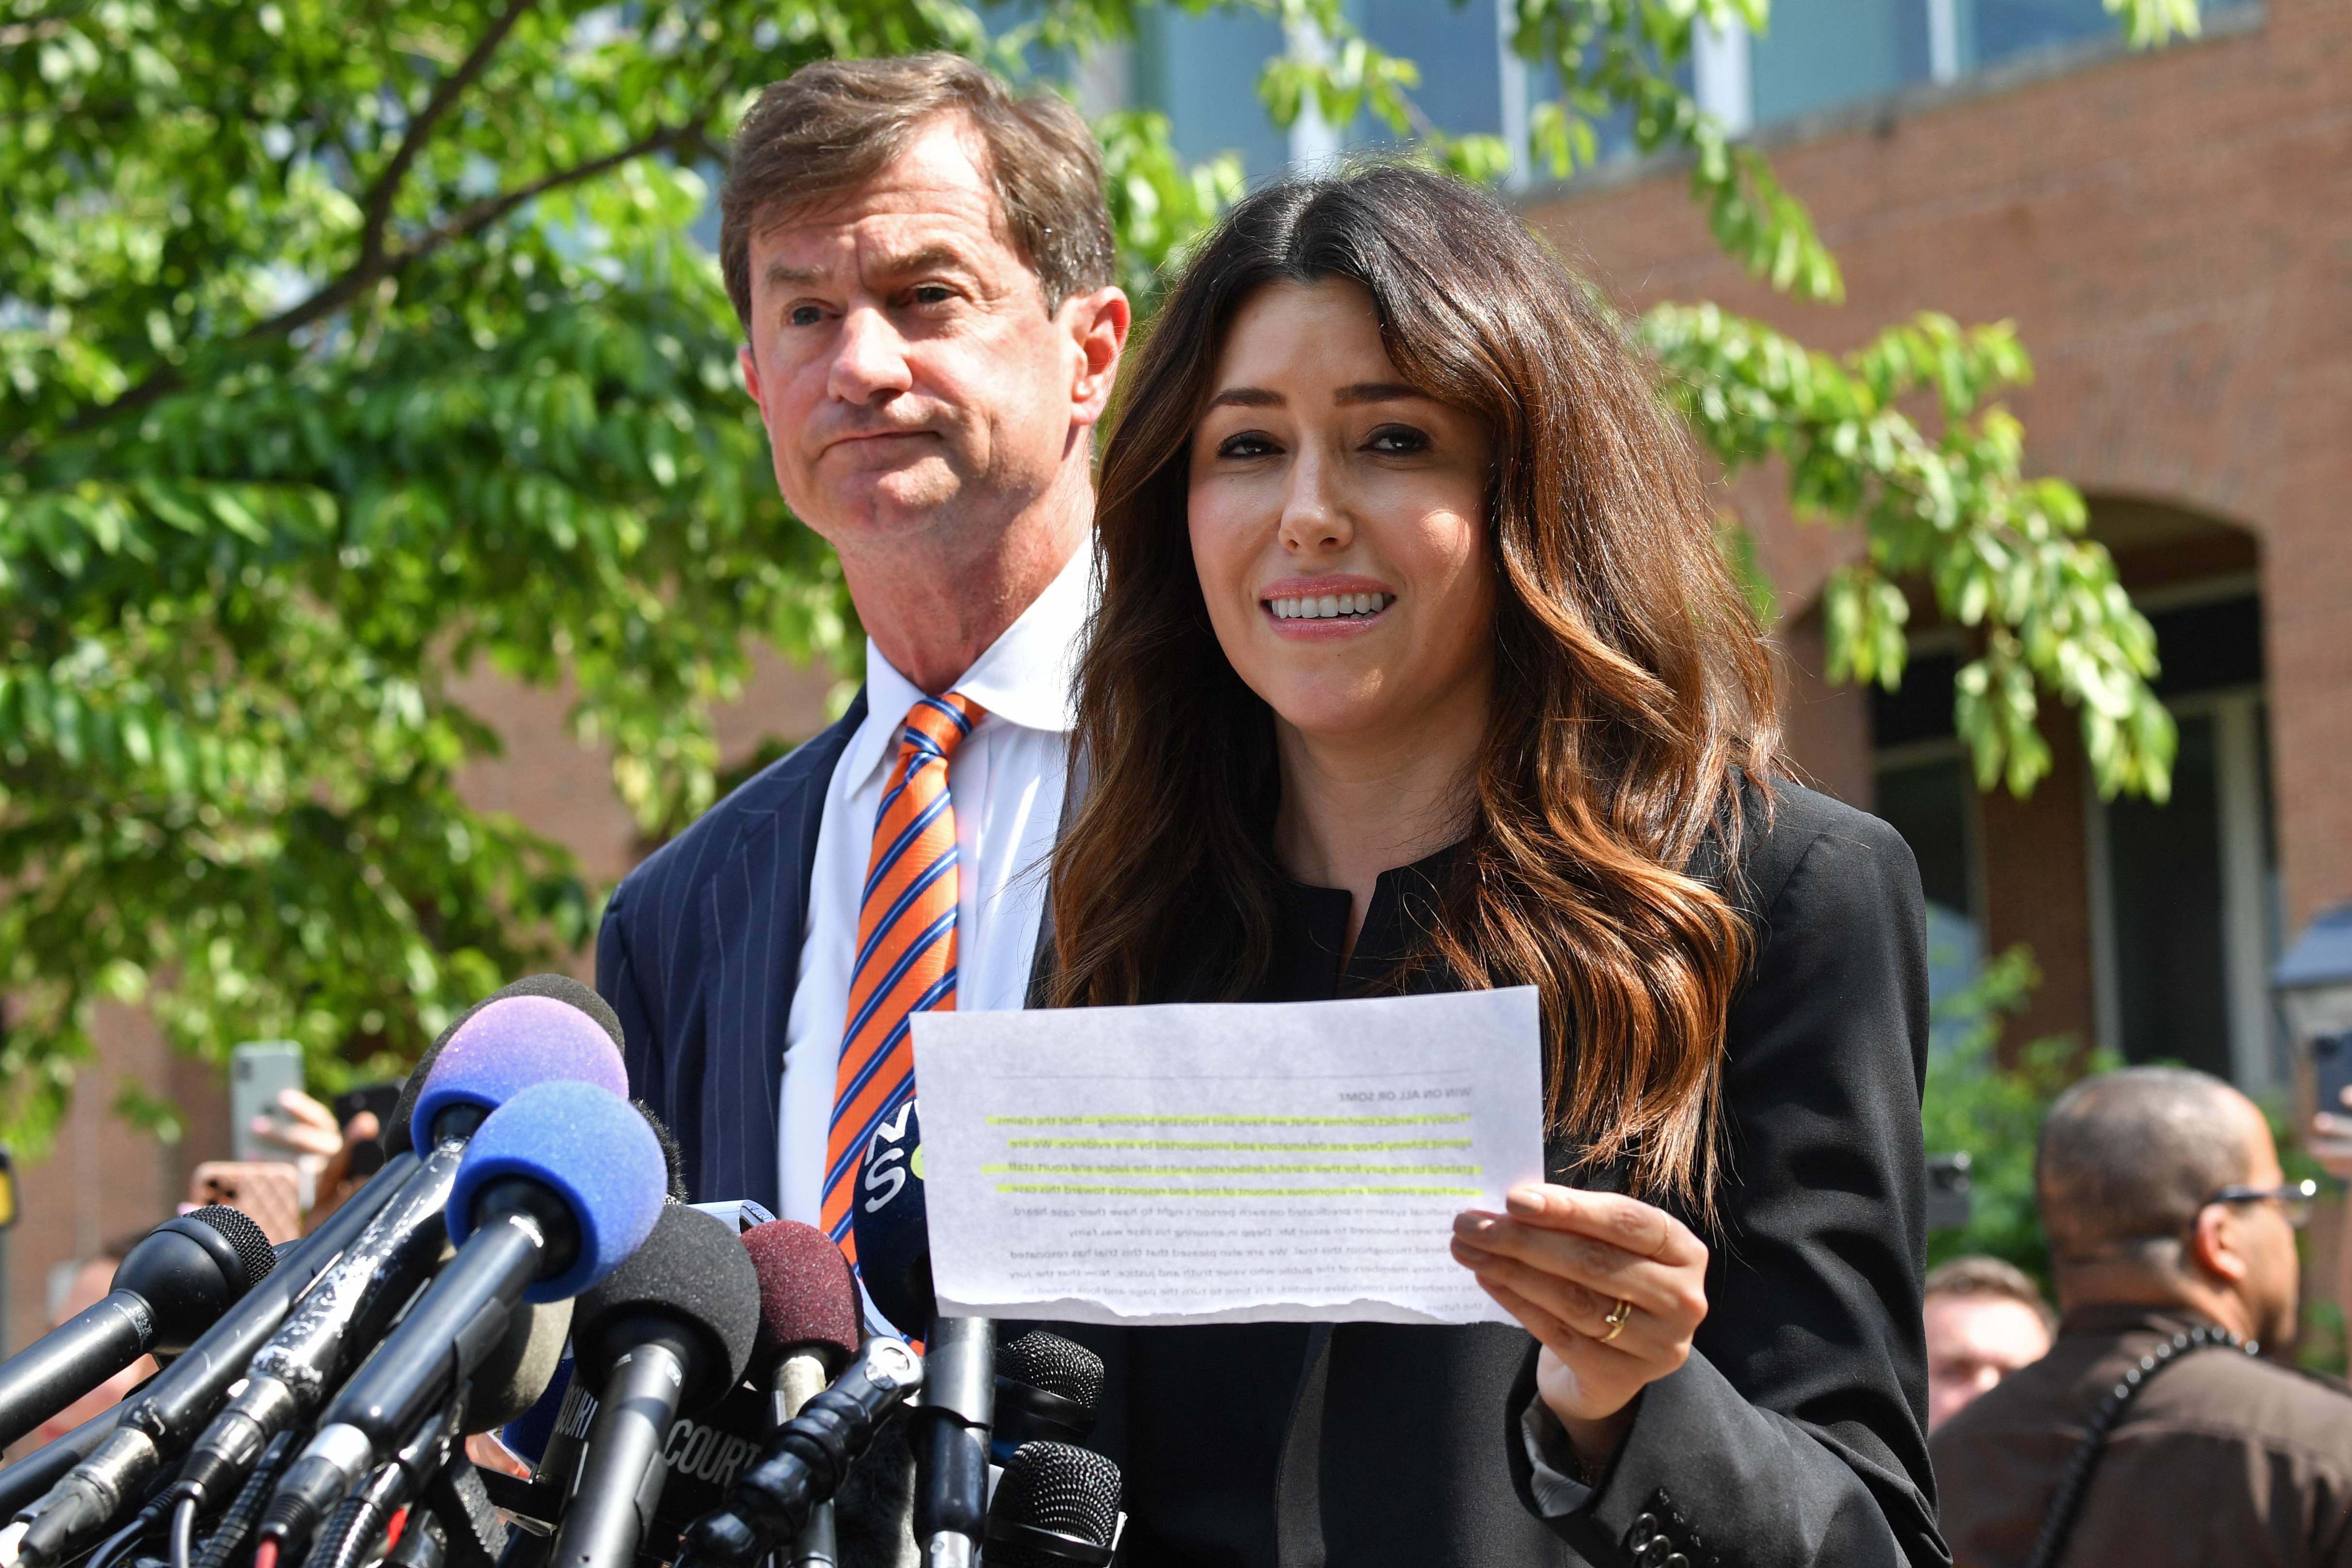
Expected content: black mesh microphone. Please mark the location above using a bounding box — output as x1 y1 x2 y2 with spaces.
983 1442 1122 1568
0 1205 274 1451
991 1332 1104 1462
547 1205 760 1568
848 1103 995 1568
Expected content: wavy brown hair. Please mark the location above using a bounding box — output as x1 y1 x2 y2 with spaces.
1048 164 1780 1212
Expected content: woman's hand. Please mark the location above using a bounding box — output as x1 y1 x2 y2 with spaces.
1452 1183 1709 1471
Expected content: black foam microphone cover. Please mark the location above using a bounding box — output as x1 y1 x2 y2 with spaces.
983 1442 1121 1568
384 974 624 1154
572 1205 760 1414
466 1299 575 1432
847 1100 929 1336
634 1101 691 1204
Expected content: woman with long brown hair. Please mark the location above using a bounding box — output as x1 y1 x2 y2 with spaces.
1047 163 1941 1565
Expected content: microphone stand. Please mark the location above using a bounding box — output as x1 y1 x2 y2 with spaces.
910 1319 994 1568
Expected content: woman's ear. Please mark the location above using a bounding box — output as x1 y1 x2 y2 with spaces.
2186 1202 2252 1287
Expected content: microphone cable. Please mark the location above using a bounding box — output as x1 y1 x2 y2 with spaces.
191 1431 300 1568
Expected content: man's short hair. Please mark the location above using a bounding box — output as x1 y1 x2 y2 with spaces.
2036 1065 2255 1266
719 53 1117 330
1925 1254 2058 1334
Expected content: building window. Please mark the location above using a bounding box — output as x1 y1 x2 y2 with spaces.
1749 0 1934 124
1132 6 1292 179
1953 0 2119 71
1878 744 1987 1017
1870 646 1986 1023
2086 587 2280 1092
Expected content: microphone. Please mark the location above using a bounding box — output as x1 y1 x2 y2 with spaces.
381 977 625 1157
0 1205 274 1451
982 1443 1122 1568
991 1331 1104 1461
741 1222 861 1419
850 1103 994 1568
546 1205 760 1568
0 979 601 1567
256 1079 666 1560
739 1222 860 1568
670 1337 924 1568
167 992 629 1516
466 1297 575 1434
11 1164 415 1568
523 1221 866 1556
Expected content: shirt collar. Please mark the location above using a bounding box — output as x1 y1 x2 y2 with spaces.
838 541 1093 793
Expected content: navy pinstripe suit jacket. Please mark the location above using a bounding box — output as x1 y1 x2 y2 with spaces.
595 689 870 1211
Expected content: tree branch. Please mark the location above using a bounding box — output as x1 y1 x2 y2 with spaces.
356 0 538 270
29 117 704 456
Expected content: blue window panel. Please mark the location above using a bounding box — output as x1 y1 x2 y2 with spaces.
1354 0 1506 143
1750 0 1932 124
1135 6 1291 180
1958 0 2115 68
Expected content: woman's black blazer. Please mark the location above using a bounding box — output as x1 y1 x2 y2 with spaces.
1048 780 1945 1568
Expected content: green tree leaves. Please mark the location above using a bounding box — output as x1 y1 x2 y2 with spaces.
1644 304 2173 799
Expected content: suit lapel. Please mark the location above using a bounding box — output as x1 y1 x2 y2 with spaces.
696 688 868 1212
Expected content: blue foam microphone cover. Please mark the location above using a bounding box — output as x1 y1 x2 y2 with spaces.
848 1100 932 1336
447 1080 667 1303
409 993 629 1155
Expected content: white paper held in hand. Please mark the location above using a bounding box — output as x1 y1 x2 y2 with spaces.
909 987 1546 1327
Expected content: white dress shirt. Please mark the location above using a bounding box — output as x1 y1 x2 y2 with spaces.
777 544 1090 1235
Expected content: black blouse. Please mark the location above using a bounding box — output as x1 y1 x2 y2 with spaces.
1051 780 1944 1568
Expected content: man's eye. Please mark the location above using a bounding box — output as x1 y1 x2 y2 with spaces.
787 304 823 327
1216 432 1279 460
912 284 954 306
1366 424 1431 455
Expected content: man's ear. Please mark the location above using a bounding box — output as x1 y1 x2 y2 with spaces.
2187 1203 2252 1287
1064 285 1132 426
740 343 766 413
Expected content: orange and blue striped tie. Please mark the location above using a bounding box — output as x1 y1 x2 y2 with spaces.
821 692 982 1262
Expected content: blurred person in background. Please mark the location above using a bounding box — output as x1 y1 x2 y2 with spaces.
31 1233 156 1449
1933 1066 2352 1566
1924 1255 2056 1431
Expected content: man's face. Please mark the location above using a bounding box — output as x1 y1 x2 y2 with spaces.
738 117 1102 561
2225 1107 2303 1347
1924 1292 2052 1430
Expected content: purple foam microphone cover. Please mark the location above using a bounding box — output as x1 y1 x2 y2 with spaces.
386 975 624 1155
446 1080 666 1303
407 993 629 1155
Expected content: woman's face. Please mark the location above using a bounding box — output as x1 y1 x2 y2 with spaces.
1187 280 1496 747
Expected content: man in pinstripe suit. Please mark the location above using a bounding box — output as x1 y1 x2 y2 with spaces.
596 56 1129 1232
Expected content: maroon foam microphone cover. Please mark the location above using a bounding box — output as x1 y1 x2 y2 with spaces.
741 1219 862 1370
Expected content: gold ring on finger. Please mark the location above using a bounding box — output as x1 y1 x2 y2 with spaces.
1598 1298 1632 1344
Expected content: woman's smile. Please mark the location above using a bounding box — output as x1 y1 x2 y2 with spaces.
1261 575 1394 633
